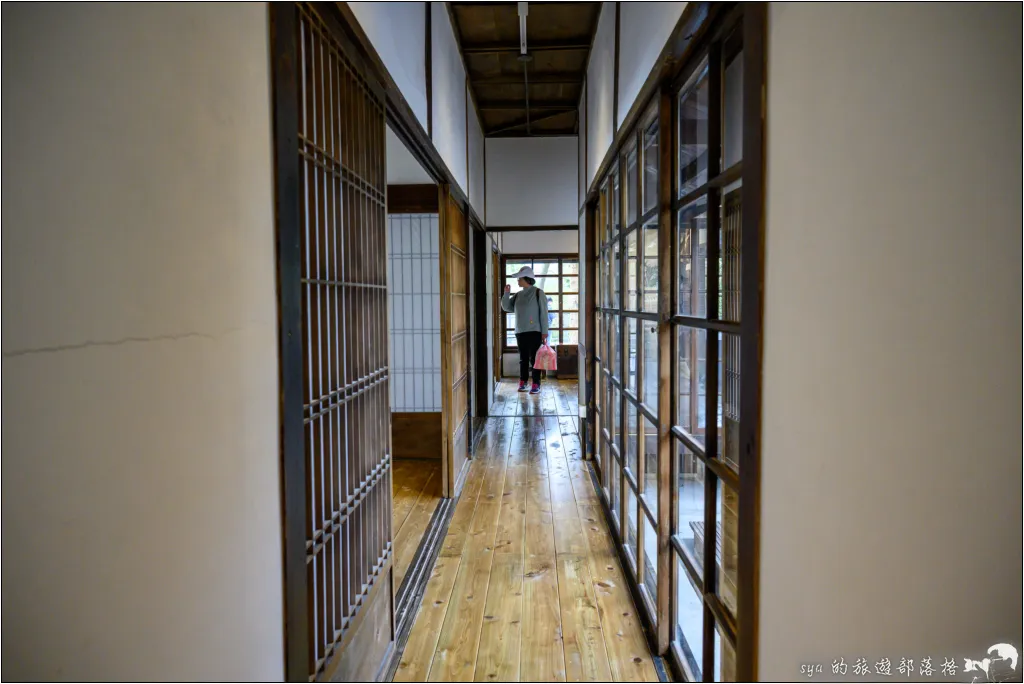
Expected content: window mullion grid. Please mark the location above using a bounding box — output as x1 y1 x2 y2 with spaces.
656 83 675 655
617 156 628 544
700 37 723 683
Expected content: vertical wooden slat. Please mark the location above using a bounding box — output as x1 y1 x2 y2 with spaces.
270 4 310 681
737 4 766 680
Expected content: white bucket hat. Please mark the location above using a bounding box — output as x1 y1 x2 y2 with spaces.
512 265 536 280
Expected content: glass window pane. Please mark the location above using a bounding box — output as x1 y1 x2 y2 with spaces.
677 327 708 440
612 385 622 449
721 193 742 322
723 48 744 170
611 241 620 309
715 624 737 683
626 318 638 394
642 320 659 415
626 485 639 570
719 480 739 618
642 218 659 312
611 315 621 380
643 120 659 213
612 169 621 237
642 513 658 606
548 330 561 345
547 295 561 312
506 260 530 275
626 229 639 310
678 63 709 198
642 414 658 510
626 148 638 229
506 332 517 347
563 329 579 345
537 276 559 292
548 313 561 329
677 444 704 579
606 377 617 438
563 261 580 275
678 197 708 317
610 439 621 521
562 312 579 328
625 400 639 477
534 260 559 275
675 556 704 678
562 276 578 293
601 251 611 307
719 332 741 472
563 294 580 311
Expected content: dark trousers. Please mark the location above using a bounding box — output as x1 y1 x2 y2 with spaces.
516 331 543 385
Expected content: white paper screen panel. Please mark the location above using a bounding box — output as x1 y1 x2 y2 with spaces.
387 213 442 412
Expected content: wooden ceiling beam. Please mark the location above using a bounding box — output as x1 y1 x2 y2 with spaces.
478 100 577 111
472 73 581 86
462 40 590 54
486 109 575 135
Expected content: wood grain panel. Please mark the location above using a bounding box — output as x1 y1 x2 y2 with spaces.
392 412 443 460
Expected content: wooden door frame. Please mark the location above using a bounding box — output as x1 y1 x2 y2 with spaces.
270 3 395 681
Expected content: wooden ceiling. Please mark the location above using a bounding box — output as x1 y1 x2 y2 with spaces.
449 1 602 137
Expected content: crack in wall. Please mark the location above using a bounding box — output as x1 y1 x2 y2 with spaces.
2 329 243 358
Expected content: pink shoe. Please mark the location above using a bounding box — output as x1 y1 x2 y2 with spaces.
518 381 528 392
529 383 541 395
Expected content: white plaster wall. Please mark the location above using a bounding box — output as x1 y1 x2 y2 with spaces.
387 124 433 184
760 3 1023 680
432 2 468 193
586 2 616 190
617 2 686 131
1 4 283 680
498 230 579 255
485 137 578 227
347 2 428 131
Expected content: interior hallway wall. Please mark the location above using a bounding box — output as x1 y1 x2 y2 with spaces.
760 3 1023 678
1 4 283 680
485 137 579 227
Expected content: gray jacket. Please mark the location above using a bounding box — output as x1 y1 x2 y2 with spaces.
501 285 549 335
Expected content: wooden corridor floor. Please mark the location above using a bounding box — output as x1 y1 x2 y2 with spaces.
394 381 660 682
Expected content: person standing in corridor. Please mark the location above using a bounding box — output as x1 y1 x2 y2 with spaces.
501 265 549 394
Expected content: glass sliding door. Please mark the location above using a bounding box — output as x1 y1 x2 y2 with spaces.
586 5 764 681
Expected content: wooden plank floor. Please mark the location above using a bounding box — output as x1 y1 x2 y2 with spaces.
394 381 659 683
393 458 443 590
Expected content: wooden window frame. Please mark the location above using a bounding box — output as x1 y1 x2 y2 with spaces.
500 253 580 353
585 3 765 681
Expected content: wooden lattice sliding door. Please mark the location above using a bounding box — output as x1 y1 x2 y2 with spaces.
440 187 471 496
272 3 394 681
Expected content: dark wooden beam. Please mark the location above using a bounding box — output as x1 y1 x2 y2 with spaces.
472 73 582 86
488 129 578 139
388 184 440 214
478 100 577 111
485 224 578 233
462 39 591 54
425 1 432 137
486 109 574 135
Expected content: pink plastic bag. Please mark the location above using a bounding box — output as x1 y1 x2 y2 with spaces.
534 343 558 372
